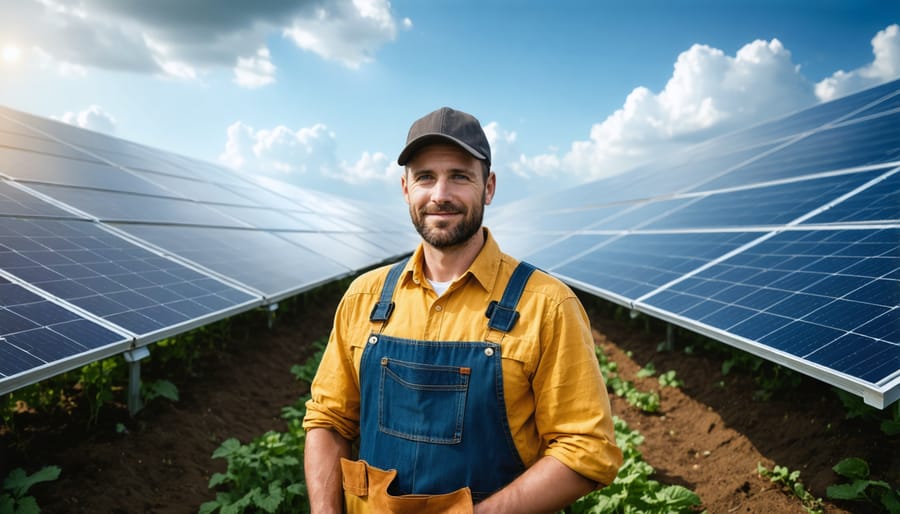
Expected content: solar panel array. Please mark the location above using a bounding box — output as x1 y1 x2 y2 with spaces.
0 106 417 395
490 78 900 408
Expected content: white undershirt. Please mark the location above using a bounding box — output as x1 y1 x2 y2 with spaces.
427 278 452 296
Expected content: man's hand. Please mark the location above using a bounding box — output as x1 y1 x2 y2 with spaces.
473 456 597 514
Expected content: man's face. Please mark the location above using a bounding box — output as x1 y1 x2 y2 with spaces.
402 144 495 249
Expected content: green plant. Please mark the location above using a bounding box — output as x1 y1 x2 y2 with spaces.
758 462 823 514
289 338 328 384
636 362 656 378
1 466 61 514
594 347 661 413
835 391 900 437
78 358 123 426
200 421 309 514
569 417 702 513
657 370 683 389
826 457 900 513
142 379 179 404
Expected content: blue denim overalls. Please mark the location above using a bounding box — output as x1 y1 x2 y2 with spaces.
346 258 536 508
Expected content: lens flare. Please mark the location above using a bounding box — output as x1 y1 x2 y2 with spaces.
2 46 21 63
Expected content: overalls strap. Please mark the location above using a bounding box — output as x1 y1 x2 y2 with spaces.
369 257 409 322
485 261 537 332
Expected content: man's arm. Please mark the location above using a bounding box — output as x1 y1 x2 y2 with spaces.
304 427 352 514
473 455 597 514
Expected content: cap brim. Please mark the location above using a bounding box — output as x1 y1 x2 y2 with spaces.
397 133 487 166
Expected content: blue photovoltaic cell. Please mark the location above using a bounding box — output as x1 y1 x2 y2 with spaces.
0 218 258 335
0 180 83 219
555 232 759 298
640 170 883 230
26 183 247 227
804 170 900 225
0 146 172 196
278 232 384 271
698 111 900 190
525 234 612 270
113 224 351 299
642 228 899 382
0 276 128 379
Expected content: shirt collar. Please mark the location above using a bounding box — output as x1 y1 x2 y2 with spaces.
402 227 502 293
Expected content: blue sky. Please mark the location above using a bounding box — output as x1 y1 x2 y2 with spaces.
0 1 898 205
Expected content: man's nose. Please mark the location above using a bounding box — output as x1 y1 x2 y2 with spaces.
431 177 452 203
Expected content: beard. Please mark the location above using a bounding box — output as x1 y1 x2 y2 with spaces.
410 196 485 249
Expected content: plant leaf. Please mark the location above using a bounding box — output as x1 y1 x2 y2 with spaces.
832 457 869 480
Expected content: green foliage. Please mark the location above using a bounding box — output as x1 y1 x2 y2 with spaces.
568 417 702 513
826 457 900 513
720 350 801 401
595 347 661 413
200 420 309 514
834 391 900 437
142 379 180 404
289 338 328 384
657 370 683 389
201 342 327 514
0 466 61 514
758 463 824 514
635 363 656 378
78 358 123 426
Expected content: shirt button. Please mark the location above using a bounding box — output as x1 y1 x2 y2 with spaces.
434 305 443 312
484 348 494 357
368 336 378 345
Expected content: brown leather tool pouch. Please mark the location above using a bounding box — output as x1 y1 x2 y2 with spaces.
340 458 473 514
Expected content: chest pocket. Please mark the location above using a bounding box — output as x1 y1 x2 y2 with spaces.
378 357 470 444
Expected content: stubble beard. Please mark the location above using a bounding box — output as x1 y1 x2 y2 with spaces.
411 195 485 249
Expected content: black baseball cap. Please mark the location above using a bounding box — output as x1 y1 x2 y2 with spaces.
397 107 491 167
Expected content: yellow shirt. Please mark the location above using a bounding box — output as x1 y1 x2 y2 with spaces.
303 229 622 486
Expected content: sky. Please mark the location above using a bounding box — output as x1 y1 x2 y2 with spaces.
0 1 898 206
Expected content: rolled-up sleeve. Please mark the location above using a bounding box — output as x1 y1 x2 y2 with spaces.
303 293 363 441
533 296 623 486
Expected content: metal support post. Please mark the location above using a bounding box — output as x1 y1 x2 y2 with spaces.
267 302 279 329
123 346 151 416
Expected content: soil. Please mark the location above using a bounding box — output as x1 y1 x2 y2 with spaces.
1 285 897 514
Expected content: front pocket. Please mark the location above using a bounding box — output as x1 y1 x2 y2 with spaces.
378 358 470 444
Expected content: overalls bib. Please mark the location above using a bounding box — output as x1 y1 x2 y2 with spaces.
341 259 537 513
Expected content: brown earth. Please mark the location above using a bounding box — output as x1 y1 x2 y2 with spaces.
1 285 897 514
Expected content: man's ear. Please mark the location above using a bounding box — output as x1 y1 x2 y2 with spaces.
484 171 496 206
401 171 410 205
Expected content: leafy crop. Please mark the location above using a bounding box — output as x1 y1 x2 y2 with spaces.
569 417 702 513
595 347 661 413
1 466 61 514
758 463 824 514
834 390 900 437
826 457 900 513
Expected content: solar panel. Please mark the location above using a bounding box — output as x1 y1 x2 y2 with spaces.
0 217 260 338
0 274 131 395
110 223 353 301
492 78 900 408
1 104 415 400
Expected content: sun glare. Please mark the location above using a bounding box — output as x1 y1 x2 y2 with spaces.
2 45 21 64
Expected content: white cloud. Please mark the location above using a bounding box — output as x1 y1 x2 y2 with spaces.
815 24 900 101
233 47 277 89
58 105 117 134
506 24 900 186
219 120 403 194
0 0 408 79
511 37 819 182
283 0 406 68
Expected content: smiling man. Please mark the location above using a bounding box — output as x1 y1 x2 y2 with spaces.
303 107 622 513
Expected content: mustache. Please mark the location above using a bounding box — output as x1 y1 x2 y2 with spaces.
423 203 465 215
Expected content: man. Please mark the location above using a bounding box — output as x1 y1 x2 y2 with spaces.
303 107 622 513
